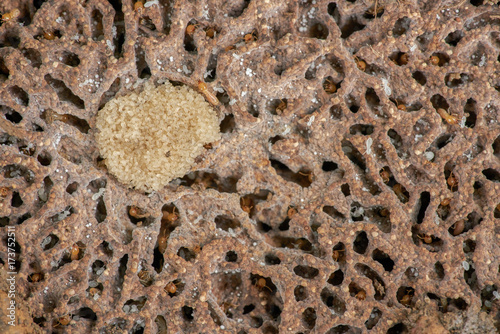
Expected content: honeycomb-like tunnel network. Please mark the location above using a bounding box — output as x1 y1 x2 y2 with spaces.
0 0 499 333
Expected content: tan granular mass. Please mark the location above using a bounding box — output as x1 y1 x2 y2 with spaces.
95 80 220 191
0 0 499 333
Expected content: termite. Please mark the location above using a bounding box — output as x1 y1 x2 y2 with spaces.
440 197 452 206
275 99 287 115
398 53 409 65
379 168 390 183
397 103 406 112
254 277 272 292
400 289 414 306
244 29 257 43
332 248 345 262
54 314 71 327
355 290 366 301
437 108 459 124
129 206 148 219
1 8 20 23
134 1 145 15
429 55 440 65
164 280 182 295
451 220 465 236
393 183 408 203
197 80 219 106
287 206 297 219
354 56 366 71
203 143 213 149
417 233 433 244
298 171 314 183
323 78 337 94
185 23 198 36
447 172 458 190
43 31 56 40
240 197 253 214
0 187 9 200
28 273 43 282
70 243 85 261
205 27 216 38
163 206 178 223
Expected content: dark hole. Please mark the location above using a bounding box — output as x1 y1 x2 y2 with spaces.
353 231 369 254
445 30 464 46
181 306 194 322
152 246 163 273
330 104 343 119
11 191 23 207
95 197 107 223
267 304 281 319
349 104 360 113
349 124 374 135
372 249 394 271
416 191 430 224
342 140 366 171
434 261 445 279
294 285 307 301
243 304 255 314
264 254 281 265
76 307 97 321
327 270 344 286
33 316 46 326
323 206 344 219
220 114 235 133
309 22 329 39
387 323 407 334
482 168 500 182
258 221 272 232
250 316 263 328
302 307 317 329
392 17 411 37
225 251 238 262
37 151 52 166
270 159 313 187
215 215 240 231
293 265 319 279
341 183 350 196
58 51 80 67
365 308 382 330
412 71 426 85
320 288 346 314
4 109 22 124
117 255 128 291
139 66 151 79
66 182 78 194
227 0 250 17
278 218 290 231
177 247 196 262
340 16 366 39
44 75 84 109
464 98 476 128
470 0 484 6
16 212 31 225
41 234 59 250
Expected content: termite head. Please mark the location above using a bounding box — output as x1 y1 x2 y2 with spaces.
355 290 366 301
323 78 337 94
1 8 20 23
134 1 145 15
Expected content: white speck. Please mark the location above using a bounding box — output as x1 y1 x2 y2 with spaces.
410 44 417 52
106 40 114 51
144 0 159 7
366 138 373 154
423 151 434 161
462 261 470 271
232 54 240 60
381 78 391 96
245 68 253 77
258 88 261 93
229 99 236 105
307 115 315 126
241 91 247 97
56 16 63 24
493 291 500 300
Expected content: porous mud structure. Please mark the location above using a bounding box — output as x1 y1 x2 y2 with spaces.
0 0 499 333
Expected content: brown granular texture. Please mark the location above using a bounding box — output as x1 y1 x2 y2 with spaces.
0 0 499 333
